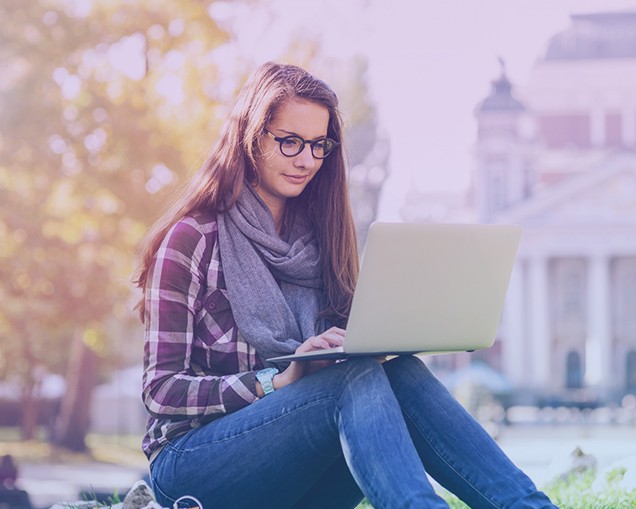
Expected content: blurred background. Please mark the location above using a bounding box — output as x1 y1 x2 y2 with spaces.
2 0 636 507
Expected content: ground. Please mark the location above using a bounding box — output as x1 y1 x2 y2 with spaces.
2 424 636 509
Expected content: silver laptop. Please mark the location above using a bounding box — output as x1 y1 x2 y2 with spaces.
268 222 521 362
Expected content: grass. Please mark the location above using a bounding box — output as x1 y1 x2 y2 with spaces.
77 490 123 509
3 428 635 509
0 427 146 469
353 469 636 509
34 470 636 509
543 469 636 509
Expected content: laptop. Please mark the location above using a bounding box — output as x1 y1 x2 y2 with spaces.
268 222 521 362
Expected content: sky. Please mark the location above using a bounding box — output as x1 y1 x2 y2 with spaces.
363 0 636 220
214 0 636 219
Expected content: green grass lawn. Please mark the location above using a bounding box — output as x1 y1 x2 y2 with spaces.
354 469 636 508
0 427 146 468
2 428 635 509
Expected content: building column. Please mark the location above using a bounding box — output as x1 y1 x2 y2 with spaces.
528 256 551 387
586 255 612 387
622 108 636 147
502 261 525 386
590 106 606 147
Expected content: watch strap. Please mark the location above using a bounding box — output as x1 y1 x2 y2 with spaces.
256 368 278 396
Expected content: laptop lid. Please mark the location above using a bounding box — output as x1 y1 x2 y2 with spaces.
267 222 520 362
343 222 520 354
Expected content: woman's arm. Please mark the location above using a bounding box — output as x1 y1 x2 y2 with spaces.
142 217 259 419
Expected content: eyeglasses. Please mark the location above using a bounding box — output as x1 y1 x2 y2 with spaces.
264 129 339 159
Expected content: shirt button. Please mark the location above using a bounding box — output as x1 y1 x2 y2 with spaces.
207 302 216 310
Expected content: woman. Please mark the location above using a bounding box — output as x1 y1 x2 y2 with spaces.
135 62 558 509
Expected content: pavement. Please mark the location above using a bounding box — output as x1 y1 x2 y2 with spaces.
16 462 147 509
496 423 636 486
11 424 636 509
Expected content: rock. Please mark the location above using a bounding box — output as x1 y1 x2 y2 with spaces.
141 503 166 509
49 480 162 509
48 479 197 509
50 502 102 509
547 445 597 482
622 466 636 493
592 455 636 493
123 480 156 509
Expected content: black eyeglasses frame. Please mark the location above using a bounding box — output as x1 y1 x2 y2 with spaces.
264 129 340 159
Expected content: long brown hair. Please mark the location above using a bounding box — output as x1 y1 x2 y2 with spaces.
134 62 359 326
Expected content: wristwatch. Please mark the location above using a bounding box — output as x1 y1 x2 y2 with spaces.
256 367 279 396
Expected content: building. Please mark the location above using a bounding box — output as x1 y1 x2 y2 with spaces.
473 12 636 402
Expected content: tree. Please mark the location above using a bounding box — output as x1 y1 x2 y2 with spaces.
0 0 387 450
0 0 227 448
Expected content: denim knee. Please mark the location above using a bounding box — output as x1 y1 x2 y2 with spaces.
325 357 393 403
383 354 429 376
341 356 385 378
382 355 440 391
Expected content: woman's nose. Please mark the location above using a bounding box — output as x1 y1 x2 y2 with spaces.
295 143 316 169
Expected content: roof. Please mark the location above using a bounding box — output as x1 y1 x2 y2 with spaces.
544 12 636 61
476 73 525 113
494 151 636 227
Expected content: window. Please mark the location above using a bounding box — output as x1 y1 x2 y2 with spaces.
613 258 636 338
489 170 507 214
605 112 622 148
538 114 591 149
627 351 636 391
566 351 584 389
551 258 586 339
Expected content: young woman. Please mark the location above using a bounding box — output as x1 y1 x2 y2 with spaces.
135 62 558 509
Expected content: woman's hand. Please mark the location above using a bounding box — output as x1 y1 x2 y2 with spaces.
274 327 345 389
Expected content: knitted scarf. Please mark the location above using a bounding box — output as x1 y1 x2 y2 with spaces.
217 183 324 365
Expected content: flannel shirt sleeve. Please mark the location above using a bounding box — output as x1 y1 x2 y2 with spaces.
142 217 259 420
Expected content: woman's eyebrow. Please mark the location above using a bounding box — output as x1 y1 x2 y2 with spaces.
272 127 328 140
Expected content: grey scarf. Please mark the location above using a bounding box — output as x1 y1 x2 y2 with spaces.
217 183 324 365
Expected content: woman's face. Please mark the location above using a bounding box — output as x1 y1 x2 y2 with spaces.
254 98 329 218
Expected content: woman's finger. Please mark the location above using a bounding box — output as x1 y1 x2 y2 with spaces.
321 328 345 340
297 337 328 352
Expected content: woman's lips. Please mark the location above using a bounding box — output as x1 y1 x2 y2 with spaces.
283 174 308 185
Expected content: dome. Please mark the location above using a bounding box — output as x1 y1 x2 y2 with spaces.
544 12 636 61
476 72 525 113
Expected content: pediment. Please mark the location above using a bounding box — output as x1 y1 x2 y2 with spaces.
496 154 636 226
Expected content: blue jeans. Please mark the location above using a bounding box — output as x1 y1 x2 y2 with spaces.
150 356 558 509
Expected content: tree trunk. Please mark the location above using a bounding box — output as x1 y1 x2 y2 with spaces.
19 334 38 440
20 378 38 440
52 332 99 451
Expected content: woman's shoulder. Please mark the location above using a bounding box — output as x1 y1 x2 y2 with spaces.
172 210 218 234
164 210 219 254
184 209 219 231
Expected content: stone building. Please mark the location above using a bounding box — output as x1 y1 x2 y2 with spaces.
472 12 636 401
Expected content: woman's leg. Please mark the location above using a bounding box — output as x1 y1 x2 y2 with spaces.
150 357 449 509
383 355 558 509
291 455 362 509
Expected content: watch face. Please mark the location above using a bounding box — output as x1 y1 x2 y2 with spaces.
257 368 278 382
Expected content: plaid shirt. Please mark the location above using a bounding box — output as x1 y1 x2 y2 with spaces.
141 212 264 459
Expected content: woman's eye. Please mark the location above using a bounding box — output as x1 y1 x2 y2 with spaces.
282 137 302 149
